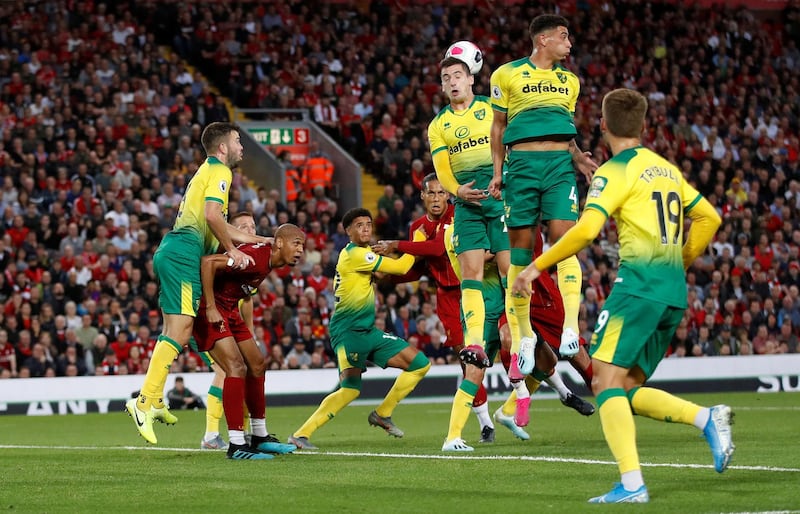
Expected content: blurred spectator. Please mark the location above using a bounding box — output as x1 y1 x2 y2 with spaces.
167 376 204 410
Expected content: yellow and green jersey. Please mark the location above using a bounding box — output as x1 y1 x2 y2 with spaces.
585 146 702 308
490 58 578 145
174 156 232 255
329 243 387 333
428 96 494 190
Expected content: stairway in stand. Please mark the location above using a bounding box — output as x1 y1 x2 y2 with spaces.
361 169 384 218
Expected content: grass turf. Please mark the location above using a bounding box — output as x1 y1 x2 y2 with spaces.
1 391 798 513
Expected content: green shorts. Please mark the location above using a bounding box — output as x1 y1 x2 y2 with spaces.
482 262 505 362
154 231 203 317
453 201 509 255
332 327 410 371
589 292 684 379
503 150 578 229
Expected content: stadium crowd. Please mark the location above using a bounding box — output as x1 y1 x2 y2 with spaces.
0 0 798 378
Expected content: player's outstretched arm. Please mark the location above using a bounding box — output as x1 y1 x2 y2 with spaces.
682 196 722 269
374 252 417 276
512 209 606 297
226 223 273 246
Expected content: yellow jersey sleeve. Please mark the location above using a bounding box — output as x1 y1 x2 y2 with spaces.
174 157 232 255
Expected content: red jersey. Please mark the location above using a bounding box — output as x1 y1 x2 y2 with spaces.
397 204 459 288
201 242 274 312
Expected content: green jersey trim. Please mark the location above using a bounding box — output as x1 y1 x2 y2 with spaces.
585 203 609 219
685 193 702 212
205 196 224 204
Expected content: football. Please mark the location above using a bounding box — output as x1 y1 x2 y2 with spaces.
445 40 483 75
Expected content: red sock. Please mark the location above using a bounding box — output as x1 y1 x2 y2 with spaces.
472 382 487 407
500 349 511 373
223 376 245 431
576 360 593 390
245 375 266 419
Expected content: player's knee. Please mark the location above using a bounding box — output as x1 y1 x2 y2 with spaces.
406 351 430 373
226 358 248 378
340 374 362 393
249 357 267 377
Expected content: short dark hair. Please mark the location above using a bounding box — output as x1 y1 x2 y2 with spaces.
342 207 372 229
422 173 440 192
439 56 470 75
200 122 240 155
530 14 569 40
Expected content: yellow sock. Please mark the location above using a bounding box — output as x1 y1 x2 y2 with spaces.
557 255 582 333
507 251 534 353
502 390 517 416
446 381 478 441
375 363 430 417
294 387 360 439
628 387 702 425
206 385 223 434
139 336 182 408
461 280 485 347
598 388 640 475
524 375 541 395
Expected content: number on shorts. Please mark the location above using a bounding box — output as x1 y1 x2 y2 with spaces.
568 186 578 205
651 191 682 245
594 309 609 334
500 214 508 232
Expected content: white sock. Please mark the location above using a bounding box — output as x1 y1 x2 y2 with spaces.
472 402 494 429
693 408 710 430
229 430 246 446
621 470 644 491
545 371 571 400
512 380 530 399
204 431 219 441
251 418 268 437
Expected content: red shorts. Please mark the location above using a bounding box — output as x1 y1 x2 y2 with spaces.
499 272 566 349
192 304 253 352
437 285 464 348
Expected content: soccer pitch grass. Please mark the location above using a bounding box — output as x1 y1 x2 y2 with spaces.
1 392 798 513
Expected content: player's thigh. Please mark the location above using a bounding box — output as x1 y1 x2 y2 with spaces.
487 214 510 255
362 328 411 369
503 150 543 229
331 328 383 371
154 236 202 317
192 307 234 353
539 151 579 223
589 293 677 377
453 203 490 256
209 336 246 377
636 306 684 379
